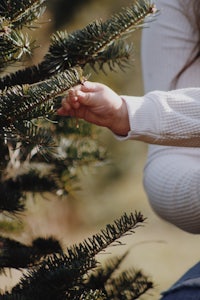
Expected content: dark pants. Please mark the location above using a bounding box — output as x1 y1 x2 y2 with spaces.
160 262 200 300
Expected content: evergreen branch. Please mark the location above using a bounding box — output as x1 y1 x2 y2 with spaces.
10 254 97 300
42 0 156 74
88 40 133 73
8 170 58 193
1 169 58 197
70 212 145 259
0 0 47 70
0 140 10 168
0 121 57 157
0 181 24 214
86 255 153 300
0 67 82 150
0 29 32 70
0 0 157 89
65 137 106 164
0 0 46 28
108 269 153 299
55 116 94 136
15 123 57 157
1 212 145 299
87 252 129 292
80 290 106 300
0 67 83 133
0 295 26 300
0 236 63 270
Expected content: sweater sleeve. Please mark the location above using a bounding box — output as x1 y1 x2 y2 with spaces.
119 88 200 147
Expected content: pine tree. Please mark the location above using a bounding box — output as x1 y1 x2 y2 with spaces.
0 0 157 298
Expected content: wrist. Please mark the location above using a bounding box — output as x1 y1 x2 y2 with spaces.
109 97 130 136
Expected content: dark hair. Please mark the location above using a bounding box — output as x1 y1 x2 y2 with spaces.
172 1 200 87
193 1 200 55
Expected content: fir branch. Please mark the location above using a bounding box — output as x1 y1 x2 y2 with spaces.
68 212 145 261
0 295 26 300
0 170 58 205
87 252 129 292
16 123 57 157
7 170 58 193
0 122 56 157
0 28 32 70
108 269 153 299
0 67 83 146
10 254 97 300
86 254 153 300
1 212 146 300
0 181 24 214
80 290 106 300
0 0 157 89
88 40 133 73
55 116 94 136
65 137 106 164
0 0 47 70
0 236 63 270
42 0 156 73
0 67 82 127
0 0 47 28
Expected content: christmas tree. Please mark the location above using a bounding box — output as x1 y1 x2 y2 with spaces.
0 0 157 298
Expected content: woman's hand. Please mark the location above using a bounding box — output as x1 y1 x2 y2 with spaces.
57 81 130 136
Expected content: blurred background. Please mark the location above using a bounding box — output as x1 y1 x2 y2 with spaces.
1 1 200 299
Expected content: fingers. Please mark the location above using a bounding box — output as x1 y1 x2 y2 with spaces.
57 81 99 116
63 86 92 108
57 89 80 115
68 89 80 108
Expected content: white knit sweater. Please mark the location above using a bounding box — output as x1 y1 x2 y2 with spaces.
122 0 200 233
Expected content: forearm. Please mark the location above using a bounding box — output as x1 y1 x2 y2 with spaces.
119 88 200 147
